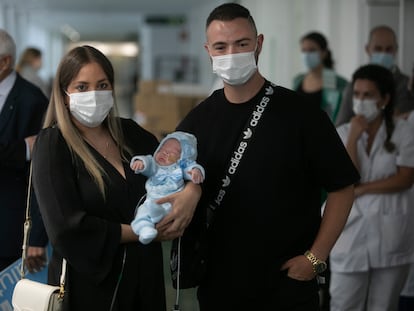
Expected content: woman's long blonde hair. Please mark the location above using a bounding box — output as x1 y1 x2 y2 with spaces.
43 45 129 197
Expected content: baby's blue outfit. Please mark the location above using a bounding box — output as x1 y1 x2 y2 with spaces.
130 131 205 244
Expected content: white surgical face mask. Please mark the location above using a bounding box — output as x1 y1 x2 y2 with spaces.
301 51 321 70
352 98 380 122
68 90 114 127
211 51 257 85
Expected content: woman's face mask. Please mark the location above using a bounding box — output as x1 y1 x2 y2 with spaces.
211 51 257 86
67 90 114 127
301 51 321 71
352 98 381 122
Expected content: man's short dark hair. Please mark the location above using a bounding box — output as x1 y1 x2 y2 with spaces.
206 2 257 35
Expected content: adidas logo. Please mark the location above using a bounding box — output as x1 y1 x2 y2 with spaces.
265 85 274 95
222 175 230 187
243 128 252 139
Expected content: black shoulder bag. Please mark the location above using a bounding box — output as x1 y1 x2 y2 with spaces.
169 82 275 307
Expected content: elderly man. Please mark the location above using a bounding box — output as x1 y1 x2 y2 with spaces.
335 25 414 126
0 29 48 271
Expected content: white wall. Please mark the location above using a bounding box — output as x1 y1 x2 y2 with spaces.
241 0 362 88
400 0 414 75
140 25 187 80
139 0 221 89
0 3 65 83
186 1 223 88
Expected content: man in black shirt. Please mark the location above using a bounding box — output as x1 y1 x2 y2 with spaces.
177 3 360 310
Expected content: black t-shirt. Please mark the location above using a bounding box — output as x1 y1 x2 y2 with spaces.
297 81 323 111
177 80 359 304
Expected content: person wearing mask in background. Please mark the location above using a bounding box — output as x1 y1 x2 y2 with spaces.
399 101 414 311
31 45 201 310
0 29 49 273
293 31 348 124
176 3 360 310
335 25 414 126
16 47 49 98
330 64 414 311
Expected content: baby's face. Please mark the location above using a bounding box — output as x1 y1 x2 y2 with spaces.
155 138 181 166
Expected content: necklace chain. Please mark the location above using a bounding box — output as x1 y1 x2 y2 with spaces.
83 136 110 159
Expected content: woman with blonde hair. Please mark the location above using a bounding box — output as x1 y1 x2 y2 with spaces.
32 45 201 310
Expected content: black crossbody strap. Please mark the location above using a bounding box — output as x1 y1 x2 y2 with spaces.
207 81 276 226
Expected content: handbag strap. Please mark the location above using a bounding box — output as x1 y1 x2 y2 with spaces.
21 163 66 298
207 81 276 226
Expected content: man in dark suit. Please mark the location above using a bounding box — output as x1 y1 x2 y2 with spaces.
0 29 49 271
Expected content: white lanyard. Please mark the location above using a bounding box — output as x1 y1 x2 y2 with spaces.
207 82 276 226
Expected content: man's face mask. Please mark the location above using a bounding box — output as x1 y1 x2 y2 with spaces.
67 90 114 127
211 51 257 86
370 52 395 70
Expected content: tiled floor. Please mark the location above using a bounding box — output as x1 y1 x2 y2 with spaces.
162 241 200 311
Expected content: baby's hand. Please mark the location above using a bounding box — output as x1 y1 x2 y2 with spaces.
131 160 144 171
189 168 204 184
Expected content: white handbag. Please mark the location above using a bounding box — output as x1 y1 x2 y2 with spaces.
12 278 64 311
12 164 66 311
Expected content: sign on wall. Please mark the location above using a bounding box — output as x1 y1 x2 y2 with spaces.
0 249 49 310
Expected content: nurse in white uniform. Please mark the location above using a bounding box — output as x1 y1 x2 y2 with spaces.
330 64 414 311
399 110 414 311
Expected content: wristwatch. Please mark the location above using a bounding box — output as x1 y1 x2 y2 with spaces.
304 250 327 274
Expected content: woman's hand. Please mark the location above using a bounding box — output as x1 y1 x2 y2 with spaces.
348 115 367 142
155 182 201 240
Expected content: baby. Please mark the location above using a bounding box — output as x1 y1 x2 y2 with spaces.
130 131 205 244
